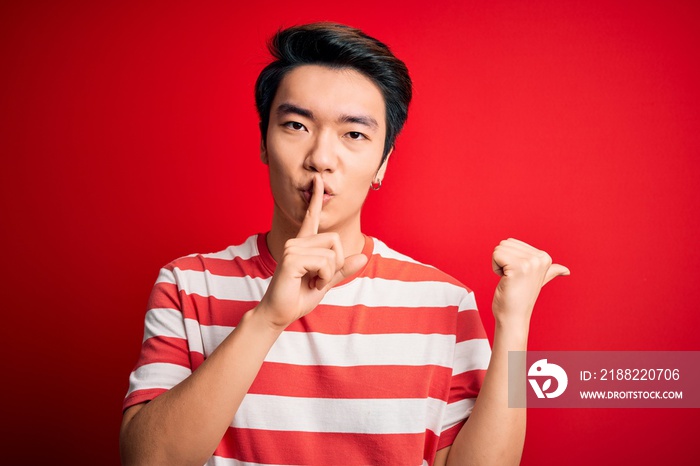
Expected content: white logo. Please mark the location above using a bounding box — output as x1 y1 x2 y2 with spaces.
528 359 568 399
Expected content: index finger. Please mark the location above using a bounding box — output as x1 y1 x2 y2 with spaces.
297 174 323 237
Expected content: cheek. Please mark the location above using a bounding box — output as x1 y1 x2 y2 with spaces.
265 159 287 193
346 160 379 187
345 173 373 203
266 139 304 175
266 149 292 178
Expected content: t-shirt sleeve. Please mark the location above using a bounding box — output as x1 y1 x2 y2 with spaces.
437 289 492 450
123 265 194 411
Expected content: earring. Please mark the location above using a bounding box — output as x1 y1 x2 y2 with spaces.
370 180 382 191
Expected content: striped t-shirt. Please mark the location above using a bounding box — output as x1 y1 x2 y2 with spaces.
124 234 491 466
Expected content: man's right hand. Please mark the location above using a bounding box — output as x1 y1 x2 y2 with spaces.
254 174 368 330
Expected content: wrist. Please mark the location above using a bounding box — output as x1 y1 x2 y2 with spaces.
243 306 287 339
493 304 532 330
493 318 530 350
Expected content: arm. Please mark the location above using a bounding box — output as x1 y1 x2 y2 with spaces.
120 306 285 466
437 238 569 466
120 175 367 466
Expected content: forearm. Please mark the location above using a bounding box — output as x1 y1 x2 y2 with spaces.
120 308 282 466
447 320 529 466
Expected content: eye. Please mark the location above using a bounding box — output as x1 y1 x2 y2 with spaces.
346 131 367 140
284 121 307 131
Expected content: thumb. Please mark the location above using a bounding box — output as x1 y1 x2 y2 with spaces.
328 253 368 288
543 263 570 286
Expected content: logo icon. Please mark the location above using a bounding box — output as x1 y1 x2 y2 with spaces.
528 359 568 398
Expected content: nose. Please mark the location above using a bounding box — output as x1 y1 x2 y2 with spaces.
304 130 338 173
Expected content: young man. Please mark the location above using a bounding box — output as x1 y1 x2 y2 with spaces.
120 23 568 466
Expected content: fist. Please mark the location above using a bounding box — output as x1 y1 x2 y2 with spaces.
491 238 569 326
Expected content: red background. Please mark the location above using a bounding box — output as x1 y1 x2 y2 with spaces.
1 1 699 464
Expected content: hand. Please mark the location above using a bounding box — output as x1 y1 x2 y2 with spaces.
255 174 368 330
491 238 569 327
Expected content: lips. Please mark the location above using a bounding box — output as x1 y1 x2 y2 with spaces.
300 180 335 204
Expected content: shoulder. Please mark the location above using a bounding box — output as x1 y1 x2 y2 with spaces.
169 234 260 265
369 237 472 291
366 237 476 311
158 234 267 283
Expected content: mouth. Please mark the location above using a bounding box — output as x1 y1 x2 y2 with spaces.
300 180 334 204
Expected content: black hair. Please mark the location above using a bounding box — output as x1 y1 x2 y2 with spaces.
255 22 412 162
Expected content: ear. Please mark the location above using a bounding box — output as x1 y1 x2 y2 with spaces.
374 146 393 182
260 138 269 165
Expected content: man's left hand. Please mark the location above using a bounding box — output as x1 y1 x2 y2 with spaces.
491 238 570 327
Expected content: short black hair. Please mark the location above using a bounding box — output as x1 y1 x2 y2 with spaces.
255 22 412 162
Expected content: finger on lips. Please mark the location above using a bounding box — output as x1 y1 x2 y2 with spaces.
298 174 323 238
289 174 363 291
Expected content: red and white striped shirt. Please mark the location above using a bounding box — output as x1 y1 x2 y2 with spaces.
125 234 491 466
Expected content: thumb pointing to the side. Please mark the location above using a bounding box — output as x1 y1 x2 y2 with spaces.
543 263 570 286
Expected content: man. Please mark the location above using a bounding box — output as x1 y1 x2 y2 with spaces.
120 23 568 465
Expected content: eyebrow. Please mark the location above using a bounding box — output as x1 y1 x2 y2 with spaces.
339 114 379 130
276 102 379 131
276 103 314 120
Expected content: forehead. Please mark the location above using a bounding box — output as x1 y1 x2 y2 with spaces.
272 65 386 124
